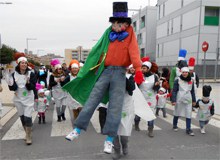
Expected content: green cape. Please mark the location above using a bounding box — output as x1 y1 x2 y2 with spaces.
62 27 111 106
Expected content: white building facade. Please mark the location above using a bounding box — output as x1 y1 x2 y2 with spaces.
131 6 157 61
156 0 220 78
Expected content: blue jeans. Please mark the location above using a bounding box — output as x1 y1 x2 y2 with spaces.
173 116 192 131
74 66 126 137
199 120 209 129
148 120 154 127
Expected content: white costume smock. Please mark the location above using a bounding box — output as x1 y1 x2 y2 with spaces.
156 93 169 109
174 77 193 118
139 74 156 113
51 77 67 107
10 71 34 117
66 74 82 110
117 74 135 136
196 100 213 121
36 96 48 113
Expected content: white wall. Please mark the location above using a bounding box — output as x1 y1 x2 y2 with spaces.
163 39 180 56
165 0 181 16
173 16 181 34
157 22 167 38
181 35 198 53
183 0 196 6
182 7 200 30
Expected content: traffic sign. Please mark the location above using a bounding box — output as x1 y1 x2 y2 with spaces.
202 41 209 52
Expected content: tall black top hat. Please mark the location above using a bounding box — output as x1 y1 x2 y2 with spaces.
203 85 212 98
109 2 131 24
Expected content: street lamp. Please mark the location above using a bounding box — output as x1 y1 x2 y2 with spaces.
26 38 37 54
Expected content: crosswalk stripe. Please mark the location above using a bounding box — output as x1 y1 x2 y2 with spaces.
50 108 73 137
166 104 220 128
2 112 38 140
2 103 219 141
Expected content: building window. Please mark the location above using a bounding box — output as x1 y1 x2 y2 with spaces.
141 48 145 57
204 7 219 26
158 5 161 20
141 16 145 29
157 44 159 58
163 3 165 17
133 21 137 32
137 33 142 45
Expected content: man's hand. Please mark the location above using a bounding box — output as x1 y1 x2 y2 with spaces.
172 102 176 106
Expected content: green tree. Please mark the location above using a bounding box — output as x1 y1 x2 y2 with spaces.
0 44 17 64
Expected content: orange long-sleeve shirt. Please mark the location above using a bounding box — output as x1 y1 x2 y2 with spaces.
104 26 142 71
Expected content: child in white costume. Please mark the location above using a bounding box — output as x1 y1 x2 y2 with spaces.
194 85 215 134
35 83 49 124
49 59 67 122
171 67 196 136
155 87 171 118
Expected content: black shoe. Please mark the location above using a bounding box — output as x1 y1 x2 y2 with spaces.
38 117 41 124
186 129 195 136
42 116 46 124
61 113 66 121
135 124 140 131
57 116 61 122
173 126 178 132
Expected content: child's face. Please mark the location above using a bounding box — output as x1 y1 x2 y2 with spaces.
38 92 44 97
158 90 165 95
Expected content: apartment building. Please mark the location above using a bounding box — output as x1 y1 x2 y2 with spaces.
65 46 90 65
156 0 219 78
131 6 157 61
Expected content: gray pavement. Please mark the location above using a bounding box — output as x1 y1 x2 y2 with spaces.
0 79 220 160
1 104 220 160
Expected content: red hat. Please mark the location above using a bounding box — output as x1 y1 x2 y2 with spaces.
141 56 150 63
188 57 195 70
141 56 152 69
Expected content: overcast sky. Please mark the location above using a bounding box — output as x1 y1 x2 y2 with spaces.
0 0 157 56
